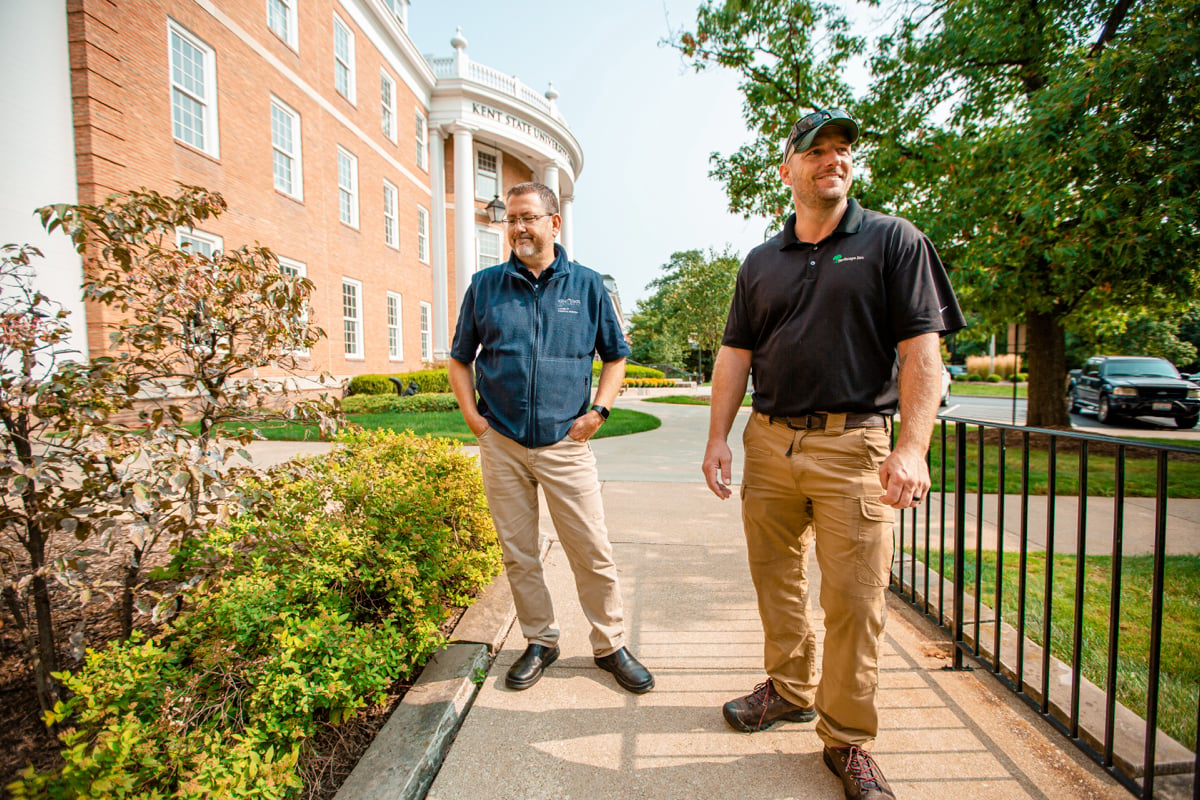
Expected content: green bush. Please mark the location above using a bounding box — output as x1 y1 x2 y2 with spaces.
398 369 451 393
342 392 460 414
345 374 393 396
13 430 501 799
345 369 451 397
967 373 983 382
985 373 1002 383
591 362 665 380
624 378 677 388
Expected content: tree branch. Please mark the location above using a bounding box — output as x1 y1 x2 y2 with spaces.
1091 0 1139 56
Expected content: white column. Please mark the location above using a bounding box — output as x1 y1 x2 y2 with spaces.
429 126 450 360
541 163 560 245
560 195 574 257
542 163 560 201
452 125 476 310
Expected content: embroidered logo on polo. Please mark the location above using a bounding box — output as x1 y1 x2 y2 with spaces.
555 297 581 314
832 254 865 263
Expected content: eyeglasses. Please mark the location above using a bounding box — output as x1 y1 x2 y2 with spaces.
784 108 852 158
502 214 554 227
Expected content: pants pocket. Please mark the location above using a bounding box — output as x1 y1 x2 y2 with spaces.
855 497 895 587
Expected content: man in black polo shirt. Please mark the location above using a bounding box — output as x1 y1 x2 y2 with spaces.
702 109 965 800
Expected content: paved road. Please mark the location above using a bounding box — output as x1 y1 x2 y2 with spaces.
943 394 1200 442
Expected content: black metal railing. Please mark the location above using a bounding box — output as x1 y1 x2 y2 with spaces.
890 416 1200 798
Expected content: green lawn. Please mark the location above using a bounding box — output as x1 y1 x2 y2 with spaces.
930 424 1200 498
236 407 661 443
949 382 1028 398
911 547 1200 750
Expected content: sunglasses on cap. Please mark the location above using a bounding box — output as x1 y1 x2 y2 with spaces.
783 108 859 160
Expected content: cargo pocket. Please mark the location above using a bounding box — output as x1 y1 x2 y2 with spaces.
855 497 895 587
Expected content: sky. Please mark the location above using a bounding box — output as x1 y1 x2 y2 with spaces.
407 2 797 311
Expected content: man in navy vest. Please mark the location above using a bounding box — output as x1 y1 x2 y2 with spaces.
449 181 654 695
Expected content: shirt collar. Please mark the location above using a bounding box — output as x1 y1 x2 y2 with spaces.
508 242 571 280
777 198 864 248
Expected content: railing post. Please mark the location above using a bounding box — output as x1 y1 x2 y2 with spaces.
952 421 968 670
1143 451 1169 798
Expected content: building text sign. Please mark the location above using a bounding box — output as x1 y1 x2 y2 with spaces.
471 102 569 161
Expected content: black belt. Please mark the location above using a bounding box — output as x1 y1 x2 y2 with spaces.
763 412 889 430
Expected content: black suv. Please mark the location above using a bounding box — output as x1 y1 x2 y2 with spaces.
1067 356 1200 428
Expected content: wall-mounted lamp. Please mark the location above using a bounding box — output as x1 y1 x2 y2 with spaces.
485 194 507 224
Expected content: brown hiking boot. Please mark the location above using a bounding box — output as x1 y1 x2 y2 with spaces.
722 678 816 732
823 745 896 799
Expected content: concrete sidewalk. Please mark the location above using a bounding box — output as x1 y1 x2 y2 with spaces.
422 480 1130 800
259 399 1199 799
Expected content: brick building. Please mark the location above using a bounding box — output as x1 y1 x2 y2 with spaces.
2 1 594 388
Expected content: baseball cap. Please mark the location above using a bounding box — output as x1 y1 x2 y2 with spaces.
782 109 860 161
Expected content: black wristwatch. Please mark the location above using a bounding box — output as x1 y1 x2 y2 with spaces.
590 404 610 422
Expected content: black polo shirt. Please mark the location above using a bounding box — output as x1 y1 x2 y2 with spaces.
722 199 966 416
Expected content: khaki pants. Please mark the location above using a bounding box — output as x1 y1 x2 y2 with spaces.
475 426 625 657
740 412 895 749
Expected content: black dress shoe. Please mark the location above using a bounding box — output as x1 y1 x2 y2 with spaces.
594 647 655 694
506 643 559 690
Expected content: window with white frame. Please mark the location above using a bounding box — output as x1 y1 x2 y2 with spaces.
176 228 223 259
337 146 358 227
270 97 302 198
342 278 363 358
416 205 429 264
476 226 501 272
382 0 408 26
419 301 432 362
387 292 403 360
475 149 498 199
278 256 309 355
414 109 428 171
333 15 355 102
380 71 396 141
266 0 297 49
168 20 219 157
383 180 398 248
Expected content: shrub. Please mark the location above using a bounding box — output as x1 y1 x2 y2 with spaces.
399 369 451 393
967 373 982 382
985 373 1002 382
592 362 665 380
345 374 393 396
344 369 451 397
342 393 460 414
13 430 501 798
624 378 677 388
965 353 1023 379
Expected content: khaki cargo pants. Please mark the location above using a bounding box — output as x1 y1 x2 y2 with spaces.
740 412 895 749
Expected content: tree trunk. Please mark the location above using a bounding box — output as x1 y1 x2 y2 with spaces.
120 557 141 640
1025 309 1070 428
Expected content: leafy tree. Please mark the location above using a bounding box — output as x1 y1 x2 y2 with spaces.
0 245 125 711
673 0 1200 426
628 291 687 368
629 248 741 379
1079 307 1200 368
2 186 339 713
